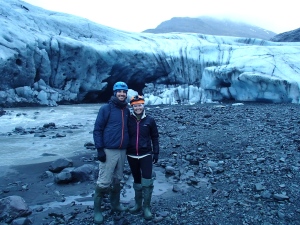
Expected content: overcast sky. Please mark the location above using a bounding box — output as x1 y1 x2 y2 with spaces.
22 0 299 34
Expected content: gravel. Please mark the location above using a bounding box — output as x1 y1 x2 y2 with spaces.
1 102 300 225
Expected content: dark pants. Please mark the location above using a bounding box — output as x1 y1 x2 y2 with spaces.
127 155 153 184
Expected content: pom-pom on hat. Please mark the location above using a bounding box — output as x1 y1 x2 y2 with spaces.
130 95 145 105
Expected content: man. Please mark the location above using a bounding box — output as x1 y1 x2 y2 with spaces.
93 81 130 224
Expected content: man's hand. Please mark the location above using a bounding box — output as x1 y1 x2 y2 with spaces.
97 148 106 162
153 154 158 164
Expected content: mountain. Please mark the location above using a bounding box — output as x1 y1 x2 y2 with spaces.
270 27 300 42
143 16 277 40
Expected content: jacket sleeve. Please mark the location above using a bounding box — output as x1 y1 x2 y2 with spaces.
93 104 110 149
150 117 159 154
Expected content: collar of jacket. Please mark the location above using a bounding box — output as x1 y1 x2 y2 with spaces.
131 109 146 120
110 96 128 108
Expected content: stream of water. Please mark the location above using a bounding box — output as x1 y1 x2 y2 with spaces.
0 104 102 167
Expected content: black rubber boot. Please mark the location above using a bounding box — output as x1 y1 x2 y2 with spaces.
110 183 128 212
128 183 143 214
142 178 154 220
94 186 108 224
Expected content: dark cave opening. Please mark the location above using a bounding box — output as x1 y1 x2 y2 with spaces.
82 81 146 103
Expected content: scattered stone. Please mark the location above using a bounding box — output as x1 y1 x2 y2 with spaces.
273 193 289 201
43 122 55 128
48 158 73 173
55 133 66 138
1 103 300 225
165 166 175 175
0 196 32 222
54 171 73 184
255 183 266 191
84 142 95 150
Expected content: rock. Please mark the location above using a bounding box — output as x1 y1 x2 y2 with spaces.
71 164 97 182
165 166 175 175
273 193 289 201
0 196 31 223
55 133 66 138
54 171 73 184
43 123 56 128
11 217 32 225
84 141 95 150
254 183 266 191
48 158 73 173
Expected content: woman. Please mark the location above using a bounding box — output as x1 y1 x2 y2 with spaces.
127 95 159 220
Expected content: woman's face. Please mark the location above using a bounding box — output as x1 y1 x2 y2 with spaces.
132 104 144 115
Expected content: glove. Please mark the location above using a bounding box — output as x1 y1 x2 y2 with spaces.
97 148 106 162
153 154 158 164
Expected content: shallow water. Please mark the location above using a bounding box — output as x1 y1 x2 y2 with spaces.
29 170 174 211
0 104 102 166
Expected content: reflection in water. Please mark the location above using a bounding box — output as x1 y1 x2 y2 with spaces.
30 170 174 211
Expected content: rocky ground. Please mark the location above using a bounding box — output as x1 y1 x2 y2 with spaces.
0 102 300 225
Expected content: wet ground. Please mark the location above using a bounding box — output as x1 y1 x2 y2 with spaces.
1 102 300 224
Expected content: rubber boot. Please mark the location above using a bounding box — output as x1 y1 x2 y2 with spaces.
94 186 108 224
110 183 128 212
142 178 154 220
128 183 143 214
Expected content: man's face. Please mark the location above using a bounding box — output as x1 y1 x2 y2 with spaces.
116 90 127 101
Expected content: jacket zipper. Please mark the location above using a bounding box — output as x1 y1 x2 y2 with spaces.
119 109 124 149
135 120 140 155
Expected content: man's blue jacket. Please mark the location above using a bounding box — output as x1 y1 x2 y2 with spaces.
93 99 130 150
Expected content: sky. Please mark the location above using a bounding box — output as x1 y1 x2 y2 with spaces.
22 0 300 34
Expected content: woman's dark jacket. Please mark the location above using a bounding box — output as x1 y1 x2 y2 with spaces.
93 97 130 150
127 111 159 156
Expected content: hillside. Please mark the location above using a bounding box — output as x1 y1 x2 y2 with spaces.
143 16 277 40
270 27 300 42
